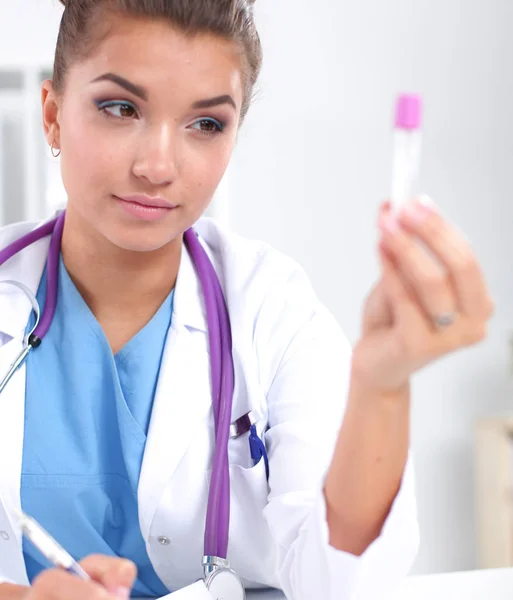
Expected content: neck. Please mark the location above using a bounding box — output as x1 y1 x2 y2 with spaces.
60 209 181 320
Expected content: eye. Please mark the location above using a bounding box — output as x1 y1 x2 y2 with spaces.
190 118 224 135
95 100 139 120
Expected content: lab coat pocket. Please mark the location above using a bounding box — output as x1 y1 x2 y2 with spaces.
228 432 256 471
229 451 268 514
226 430 270 537
227 454 277 587
227 415 269 471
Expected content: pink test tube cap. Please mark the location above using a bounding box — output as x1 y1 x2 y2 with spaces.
395 93 422 130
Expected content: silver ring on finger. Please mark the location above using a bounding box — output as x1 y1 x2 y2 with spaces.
433 311 458 330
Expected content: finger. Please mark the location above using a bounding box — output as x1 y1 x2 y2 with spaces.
80 555 137 597
378 241 425 331
379 200 391 215
361 278 392 334
32 568 112 600
397 196 493 318
379 209 457 322
378 245 459 366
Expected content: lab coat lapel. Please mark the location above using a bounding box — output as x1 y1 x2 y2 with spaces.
0 222 51 584
138 243 212 540
0 339 30 584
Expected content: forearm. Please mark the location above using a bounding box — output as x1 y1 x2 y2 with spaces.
323 365 410 555
0 583 27 599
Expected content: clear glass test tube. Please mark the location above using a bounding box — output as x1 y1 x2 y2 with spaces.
390 94 423 212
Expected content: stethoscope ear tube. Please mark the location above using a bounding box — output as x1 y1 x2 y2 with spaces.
0 213 64 346
0 280 41 394
0 280 41 340
33 213 65 341
0 214 65 395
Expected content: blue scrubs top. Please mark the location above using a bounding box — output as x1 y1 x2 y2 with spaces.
21 255 173 597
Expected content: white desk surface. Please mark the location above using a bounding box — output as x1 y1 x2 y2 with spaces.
133 588 285 600
395 567 513 600
247 569 513 599
135 567 513 599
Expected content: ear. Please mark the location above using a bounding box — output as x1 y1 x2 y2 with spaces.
41 79 61 150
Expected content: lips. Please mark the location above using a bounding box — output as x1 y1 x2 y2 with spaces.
114 194 177 222
116 194 176 209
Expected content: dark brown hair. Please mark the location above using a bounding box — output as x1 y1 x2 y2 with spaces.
54 0 262 119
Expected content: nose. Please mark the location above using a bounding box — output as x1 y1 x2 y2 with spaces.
132 121 178 186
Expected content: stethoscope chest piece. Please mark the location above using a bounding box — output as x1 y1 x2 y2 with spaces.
205 567 246 600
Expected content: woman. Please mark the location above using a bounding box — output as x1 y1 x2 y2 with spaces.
0 1 493 599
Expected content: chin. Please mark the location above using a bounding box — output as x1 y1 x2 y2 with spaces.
103 207 193 248
115 240 172 253
119 236 181 253
103 227 182 253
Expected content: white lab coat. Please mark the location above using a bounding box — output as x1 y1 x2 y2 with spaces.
0 214 419 599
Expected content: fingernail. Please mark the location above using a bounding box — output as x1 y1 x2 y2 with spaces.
401 201 423 222
380 212 398 233
418 194 436 210
401 196 435 222
119 559 136 576
112 587 130 600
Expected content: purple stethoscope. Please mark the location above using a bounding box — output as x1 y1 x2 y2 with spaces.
0 211 269 600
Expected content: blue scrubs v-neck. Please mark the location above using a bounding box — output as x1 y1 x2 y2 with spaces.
21 256 173 597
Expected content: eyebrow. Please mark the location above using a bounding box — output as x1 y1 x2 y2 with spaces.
91 73 148 101
192 95 236 111
91 73 236 111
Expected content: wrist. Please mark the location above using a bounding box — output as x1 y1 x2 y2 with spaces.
348 363 410 414
350 344 411 405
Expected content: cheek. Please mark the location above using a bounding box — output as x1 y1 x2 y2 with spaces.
60 117 127 194
183 138 234 199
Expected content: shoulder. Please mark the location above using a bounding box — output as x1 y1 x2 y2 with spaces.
195 217 310 285
0 219 41 247
195 217 350 375
0 218 51 283
195 217 318 308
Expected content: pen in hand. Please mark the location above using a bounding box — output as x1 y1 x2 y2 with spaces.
12 508 136 599
13 507 90 580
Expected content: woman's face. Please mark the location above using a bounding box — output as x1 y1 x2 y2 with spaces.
42 13 244 252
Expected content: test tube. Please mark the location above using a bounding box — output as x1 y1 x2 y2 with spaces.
390 93 423 212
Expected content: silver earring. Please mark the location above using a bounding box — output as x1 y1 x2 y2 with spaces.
50 142 61 158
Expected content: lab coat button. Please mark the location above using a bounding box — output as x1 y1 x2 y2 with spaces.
0 531 10 541
157 536 170 545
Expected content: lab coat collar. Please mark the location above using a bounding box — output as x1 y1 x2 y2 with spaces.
137 231 215 540
172 239 208 333
0 217 211 340
0 219 53 341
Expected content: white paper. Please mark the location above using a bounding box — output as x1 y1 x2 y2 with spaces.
134 580 214 600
